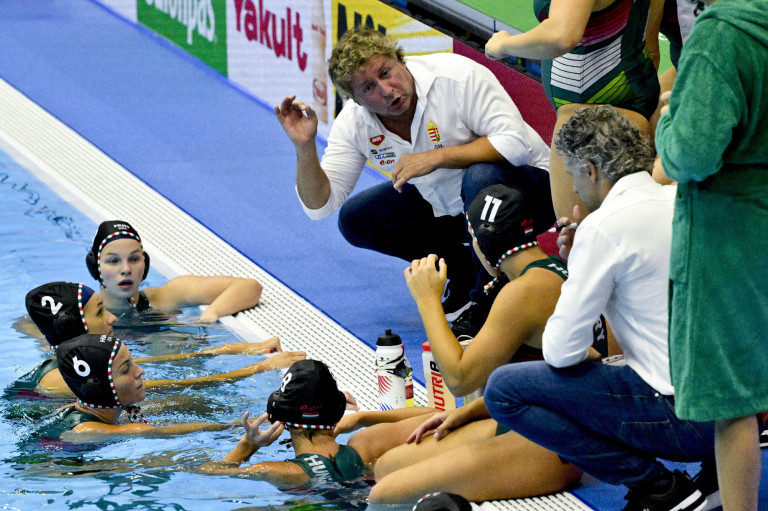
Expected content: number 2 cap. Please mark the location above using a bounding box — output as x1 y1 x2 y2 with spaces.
56 333 123 408
25 282 95 347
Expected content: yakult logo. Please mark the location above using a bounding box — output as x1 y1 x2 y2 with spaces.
145 0 216 45
233 0 308 71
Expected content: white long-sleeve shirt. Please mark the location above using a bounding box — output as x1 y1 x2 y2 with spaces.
542 172 677 395
301 53 550 220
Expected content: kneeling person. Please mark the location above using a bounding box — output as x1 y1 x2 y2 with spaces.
484 105 715 511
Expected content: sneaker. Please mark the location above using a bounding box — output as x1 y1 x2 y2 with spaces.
622 470 706 511
693 460 721 511
760 428 768 448
450 302 490 341
442 280 472 322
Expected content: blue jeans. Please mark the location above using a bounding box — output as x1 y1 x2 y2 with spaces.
484 361 715 486
338 162 554 302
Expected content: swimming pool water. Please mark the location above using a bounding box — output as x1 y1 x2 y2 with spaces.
0 149 371 510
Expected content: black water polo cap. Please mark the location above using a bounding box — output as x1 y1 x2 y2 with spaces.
25 282 94 347
86 220 150 282
56 334 123 408
267 360 346 429
466 184 537 269
412 492 473 511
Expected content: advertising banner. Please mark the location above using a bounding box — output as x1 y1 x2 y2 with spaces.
138 0 229 75
332 0 451 56
227 0 451 139
226 0 316 125
91 0 452 141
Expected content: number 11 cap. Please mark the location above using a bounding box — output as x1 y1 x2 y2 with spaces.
466 184 537 270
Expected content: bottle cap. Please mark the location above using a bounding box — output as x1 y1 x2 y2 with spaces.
376 329 402 347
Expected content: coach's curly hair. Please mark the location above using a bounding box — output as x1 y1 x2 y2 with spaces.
554 105 654 182
328 28 405 101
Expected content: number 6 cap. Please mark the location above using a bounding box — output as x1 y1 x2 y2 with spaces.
56 334 123 408
466 184 538 271
25 282 94 347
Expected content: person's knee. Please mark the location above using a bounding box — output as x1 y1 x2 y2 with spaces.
461 163 506 204
337 200 367 247
614 107 652 135
372 449 399 481
484 365 527 418
484 371 507 418
367 476 395 504
555 103 584 125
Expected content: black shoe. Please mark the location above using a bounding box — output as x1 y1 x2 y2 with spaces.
622 470 705 511
442 280 472 322
760 428 768 448
693 460 720 511
450 302 490 341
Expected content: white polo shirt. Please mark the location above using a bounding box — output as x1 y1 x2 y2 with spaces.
301 53 550 220
542 173 677 395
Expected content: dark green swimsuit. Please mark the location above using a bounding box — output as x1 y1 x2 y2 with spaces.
34 407 102 439
288 445 366 486
134 290 151 312
11 358 59 392
520 254 568 280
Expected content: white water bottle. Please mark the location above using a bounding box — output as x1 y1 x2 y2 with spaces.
375 329 413 410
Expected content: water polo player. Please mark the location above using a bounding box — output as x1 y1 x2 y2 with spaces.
18 282 303 398
87 220 262 322
35 333 234 438
201 359 433 489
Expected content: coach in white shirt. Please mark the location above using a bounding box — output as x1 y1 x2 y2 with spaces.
274 28 554 326
484 106 715 511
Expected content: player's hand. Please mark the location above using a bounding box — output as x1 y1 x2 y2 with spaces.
241 411 284 448
485 30 513 60
404 254 448 305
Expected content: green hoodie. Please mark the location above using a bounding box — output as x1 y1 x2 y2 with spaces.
655 0 768 422
656 0 768 184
